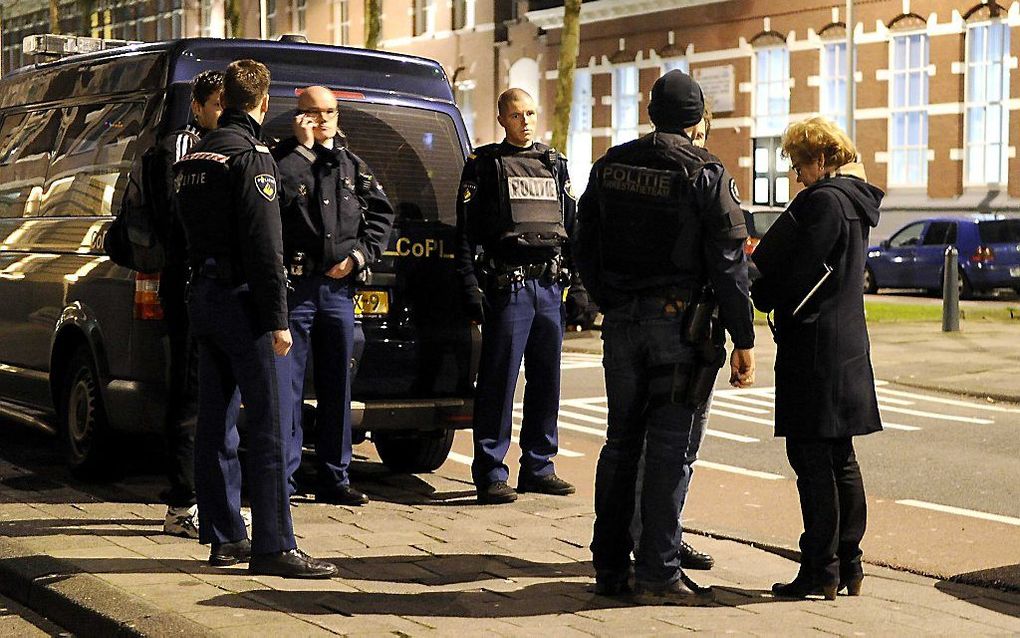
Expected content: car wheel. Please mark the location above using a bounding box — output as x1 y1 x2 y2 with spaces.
958 270 974 300
59 345 114 478
863 266 878 294
374 429 455 473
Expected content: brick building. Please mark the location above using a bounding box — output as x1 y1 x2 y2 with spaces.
3 0 1018 232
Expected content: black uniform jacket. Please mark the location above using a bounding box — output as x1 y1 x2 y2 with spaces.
173 109 288 332
453 140 579 307
149 122 205 267
274 136 395 274
750 169 884 439
574 132 754 350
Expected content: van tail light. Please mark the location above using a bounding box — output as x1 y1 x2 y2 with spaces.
744 236 760 257
134 272 164 320
969 246 995 264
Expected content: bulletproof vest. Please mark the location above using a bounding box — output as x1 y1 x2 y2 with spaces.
495 149 567 248
173 151 236 267
597 147 702 278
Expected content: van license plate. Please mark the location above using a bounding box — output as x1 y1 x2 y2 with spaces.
355 290 389 316
1010 266 1020 277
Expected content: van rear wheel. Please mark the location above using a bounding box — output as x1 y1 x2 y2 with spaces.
59 346 114 479
374 429 455 473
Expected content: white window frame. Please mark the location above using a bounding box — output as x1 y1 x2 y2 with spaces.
753 46 790 137
329 0 350 45
888 32 929 187
413 0 436 36
455 79 476 144
289 0 306 34
266 0 277 37
661 57 689 74
964 20 1011 187
611 64 639 145
452 0 474 31
820 41 848 132
568 68 593 194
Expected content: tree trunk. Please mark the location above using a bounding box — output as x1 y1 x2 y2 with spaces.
550 0 581 153
49 0 62 34
364 0 381 49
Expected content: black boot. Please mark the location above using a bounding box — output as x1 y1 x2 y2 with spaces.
772 572 838 600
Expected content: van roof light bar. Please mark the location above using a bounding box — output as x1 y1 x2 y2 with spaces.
23 34 140 58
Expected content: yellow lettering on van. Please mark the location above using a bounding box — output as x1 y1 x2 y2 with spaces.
384 237 455 259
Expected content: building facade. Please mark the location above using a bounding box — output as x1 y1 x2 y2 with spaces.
2 0 1018 231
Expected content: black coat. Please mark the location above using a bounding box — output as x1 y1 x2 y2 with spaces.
750 173 883 439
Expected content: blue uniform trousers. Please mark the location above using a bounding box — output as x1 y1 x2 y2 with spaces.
188 277 296 555
285 274 356 491
591 299 700 587
472 278 564 487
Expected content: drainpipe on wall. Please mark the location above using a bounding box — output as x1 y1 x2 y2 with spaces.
846 0 856 144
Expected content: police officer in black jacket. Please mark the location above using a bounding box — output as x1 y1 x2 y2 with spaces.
174 60 336 579
274 85 394 506
150 70 223 540
576 70 755 603
455 88 594 505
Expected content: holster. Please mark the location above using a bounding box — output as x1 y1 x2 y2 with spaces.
670 289 726 409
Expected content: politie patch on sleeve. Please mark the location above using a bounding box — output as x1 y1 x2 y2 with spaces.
255 174 277 201
728 178 741 205
461 182 477 204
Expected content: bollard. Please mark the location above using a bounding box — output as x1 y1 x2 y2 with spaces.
942 246 960 332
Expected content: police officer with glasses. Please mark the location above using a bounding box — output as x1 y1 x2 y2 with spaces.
174 60 336 578
455 88 595 505
576 70 755 604
274 85 394 506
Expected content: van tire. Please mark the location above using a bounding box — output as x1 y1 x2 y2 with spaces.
59 346 114 479
374 429 455 473
863 266 877 294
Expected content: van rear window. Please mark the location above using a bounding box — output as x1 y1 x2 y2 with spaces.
977 219 1020 244
265 100 463 225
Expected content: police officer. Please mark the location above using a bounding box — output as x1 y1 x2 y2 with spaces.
577 70 755 603
151 70 223 539
174 59 336 578
455 88 593 504
274 85 394 505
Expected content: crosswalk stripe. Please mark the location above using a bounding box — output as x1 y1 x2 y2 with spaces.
708 408 775 427
513 410 606 437
877 387 1020 413
706 429 760 443
878 405 993 424
694 460 785 480
508 427 585 458
447 451 473 466
881 422 922 432
875 396 915 406
709 394 775 408
896 499 1020 526
709 400 771 415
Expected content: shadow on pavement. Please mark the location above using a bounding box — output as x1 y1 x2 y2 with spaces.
0 518 161 538
936 568 1020 618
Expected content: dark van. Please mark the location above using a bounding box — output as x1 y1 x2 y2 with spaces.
0 37 477 475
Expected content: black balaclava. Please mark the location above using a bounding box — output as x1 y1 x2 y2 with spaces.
647 69 705 134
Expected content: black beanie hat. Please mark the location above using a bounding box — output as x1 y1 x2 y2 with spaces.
647 69 705 133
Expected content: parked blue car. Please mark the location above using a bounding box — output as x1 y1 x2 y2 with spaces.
865 216 1020 298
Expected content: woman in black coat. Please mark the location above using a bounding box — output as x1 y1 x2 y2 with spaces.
750 117 883 600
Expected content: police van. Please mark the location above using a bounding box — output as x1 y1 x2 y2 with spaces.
0 35 477 476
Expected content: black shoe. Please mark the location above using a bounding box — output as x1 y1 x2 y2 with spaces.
209 539 251 567
839 574 864 596
772 574 838 600
634 575 713 606
593 572 633 597
680 540 715 570
477 481 518 504
315 485 369 506
249 548 338 579
517 473 576 496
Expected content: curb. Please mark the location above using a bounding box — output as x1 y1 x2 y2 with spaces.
879 377 1020 405
0 536 216 638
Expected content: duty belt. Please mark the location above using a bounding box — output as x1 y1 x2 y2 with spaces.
607 288 693 319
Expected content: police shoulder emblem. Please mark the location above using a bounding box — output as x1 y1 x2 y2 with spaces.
461 182 477 203
728 178 741 205
255 174 277 201
173 173 184 194
564 179 577 201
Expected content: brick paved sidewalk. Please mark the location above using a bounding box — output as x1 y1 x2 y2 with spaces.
2 457 1018 636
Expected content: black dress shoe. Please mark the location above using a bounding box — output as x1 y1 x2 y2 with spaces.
679 540 714 570
315 485 369 506
249 548 338 579
209 539 251 567
477 480 518 504
772 574 838 600
839 574 864 596
593 577 633 596
517 473 576 495
634 574 714 606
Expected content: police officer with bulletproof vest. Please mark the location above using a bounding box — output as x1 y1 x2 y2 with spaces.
274 85 394 506
150 70 223 540
455 88 594 505
576 70 755 604
174 59 336 578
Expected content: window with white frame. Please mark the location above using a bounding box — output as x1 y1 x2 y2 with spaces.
455 80 476 143
290 0 306 33
266 0 277 37
889 33 929 186
820 41 848 131
612 64 639 145
662 57 689 74
965 21 1010 185
754 46 789 136
329 0 350 44
413 0 435 36
568 69 593 194
452 0 474 31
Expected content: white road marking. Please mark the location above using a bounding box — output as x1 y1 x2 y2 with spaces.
896 500 1020 527
447 451 473 466
694 460 786 480
508 426 585 458
881 422 922 432
875 396 915 406
708 408 775 427
558 408 611 424
708 394 776 408
513 410 606 437
709 400 771 415
706 430 760 443
878 405 993 425
877 387 1020 414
